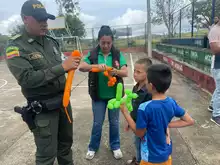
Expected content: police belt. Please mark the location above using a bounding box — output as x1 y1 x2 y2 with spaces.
28 94 63 113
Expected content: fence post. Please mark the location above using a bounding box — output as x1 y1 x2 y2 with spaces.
179 9 182 38
92 28 95 48
211 0 216 24
191 0 195 38
147 0 152 58
127 25 129 47
145 22 147 51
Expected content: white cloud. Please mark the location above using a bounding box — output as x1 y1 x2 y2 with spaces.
0 13 97 36
108 8 169 36
107 8 193 36
109 8 147 26
79 13 97 28
0 15 21 35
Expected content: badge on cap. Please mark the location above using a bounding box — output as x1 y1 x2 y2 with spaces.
32 4 44 9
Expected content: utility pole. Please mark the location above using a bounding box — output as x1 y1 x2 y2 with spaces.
191 0 195 38
168 0 171 38
147 0 152 58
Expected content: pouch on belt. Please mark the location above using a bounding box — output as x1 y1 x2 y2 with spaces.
40 94 63 111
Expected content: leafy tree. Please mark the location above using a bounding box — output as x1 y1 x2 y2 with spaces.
0 33 9 57
55 0 80 16
188 0 220 29
8 24 24 36
54 0 86 38
152 0 185 37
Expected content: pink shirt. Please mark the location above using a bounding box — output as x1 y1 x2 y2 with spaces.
208 25 220 69
208 25 220 44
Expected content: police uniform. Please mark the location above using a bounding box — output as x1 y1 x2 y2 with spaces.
5 1 73 165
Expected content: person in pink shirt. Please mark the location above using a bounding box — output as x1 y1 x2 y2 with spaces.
208 17 220 126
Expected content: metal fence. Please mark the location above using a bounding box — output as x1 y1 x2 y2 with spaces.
80 24 148 50
167 0 220 39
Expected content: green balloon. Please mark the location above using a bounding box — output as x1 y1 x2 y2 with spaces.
125 89 131 95
115 101 121 108
116 83 123 100
108 103 114 109
107 83 138 112
132 93 138 98
120 99 125 104
109 98 116 104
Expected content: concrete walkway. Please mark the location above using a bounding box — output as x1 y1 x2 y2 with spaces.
0 53 219 165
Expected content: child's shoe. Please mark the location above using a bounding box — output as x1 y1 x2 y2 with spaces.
85 150 95 160
113 149 123 159
126 156 139 165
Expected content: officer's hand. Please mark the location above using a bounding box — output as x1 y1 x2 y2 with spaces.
62 56 82 71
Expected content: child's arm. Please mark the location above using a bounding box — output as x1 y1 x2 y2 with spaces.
170 99 195 128
166 128 171 145
120 105 146 138
169 112 194 128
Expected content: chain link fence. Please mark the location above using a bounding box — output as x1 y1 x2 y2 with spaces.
167 0 220 39
81 24 148 50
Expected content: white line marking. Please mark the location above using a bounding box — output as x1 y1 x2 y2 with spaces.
129 53 135 85
71 84 134 88
0 79 7 89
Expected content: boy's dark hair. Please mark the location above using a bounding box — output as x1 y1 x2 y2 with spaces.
147 64 172 93
135 58 152 72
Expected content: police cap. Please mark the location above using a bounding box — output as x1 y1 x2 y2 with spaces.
21 0 55 21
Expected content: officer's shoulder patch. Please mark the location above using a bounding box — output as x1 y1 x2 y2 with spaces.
5 46 20 59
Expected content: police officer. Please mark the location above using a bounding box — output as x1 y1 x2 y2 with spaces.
5 0 81 165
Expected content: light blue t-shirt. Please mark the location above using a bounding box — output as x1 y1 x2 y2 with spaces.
136 97 185 163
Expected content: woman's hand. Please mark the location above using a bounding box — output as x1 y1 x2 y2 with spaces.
110 66 128 78
109 68 118 76
97 64 107 72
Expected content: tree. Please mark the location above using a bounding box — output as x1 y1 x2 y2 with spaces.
55 0 80 16
189 0 220 29
152 0 185 37
65 14 85 37
8 24 25 36
55 0 64 16
54 0 86 38
0 33 9 57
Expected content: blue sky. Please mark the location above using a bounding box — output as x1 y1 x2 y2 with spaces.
0 0 192 37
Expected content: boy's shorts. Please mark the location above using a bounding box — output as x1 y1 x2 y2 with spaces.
140 156 172 165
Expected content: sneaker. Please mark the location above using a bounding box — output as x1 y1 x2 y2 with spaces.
113 149 123 159
208 106 213 112
127 157 139 165
211 116 220 126
86 150 95 160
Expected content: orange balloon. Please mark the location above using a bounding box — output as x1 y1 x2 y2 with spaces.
63 50 81 123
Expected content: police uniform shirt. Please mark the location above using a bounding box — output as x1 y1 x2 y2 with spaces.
5 30 66 101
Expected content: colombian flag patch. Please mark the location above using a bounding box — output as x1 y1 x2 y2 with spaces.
6 46 20 59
